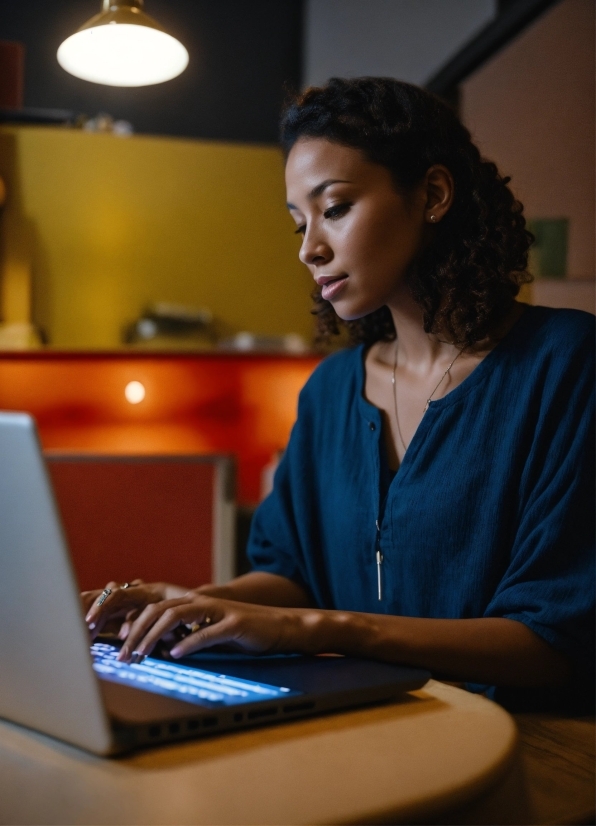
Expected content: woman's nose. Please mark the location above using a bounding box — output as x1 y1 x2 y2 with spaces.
298 227 332 267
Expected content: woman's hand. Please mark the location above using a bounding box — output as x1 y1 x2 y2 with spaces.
82 572 312 644
82 580 187 640
116 594 321 663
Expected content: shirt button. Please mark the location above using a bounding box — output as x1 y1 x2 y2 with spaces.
369 422 376 431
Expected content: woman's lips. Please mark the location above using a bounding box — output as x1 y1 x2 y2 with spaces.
321 275 348 301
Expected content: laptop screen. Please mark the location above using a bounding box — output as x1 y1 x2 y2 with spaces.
91 642 302 707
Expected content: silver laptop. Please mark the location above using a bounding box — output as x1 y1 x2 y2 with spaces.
0 411 429 755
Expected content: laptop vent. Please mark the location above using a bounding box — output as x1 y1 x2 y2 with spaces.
247 706 278 720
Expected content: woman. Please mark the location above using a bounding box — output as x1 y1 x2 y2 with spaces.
84 78 594 709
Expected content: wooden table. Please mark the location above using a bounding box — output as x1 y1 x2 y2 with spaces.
0 680 592 825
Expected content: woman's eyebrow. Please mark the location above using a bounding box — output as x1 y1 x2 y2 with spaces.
286 179 351 210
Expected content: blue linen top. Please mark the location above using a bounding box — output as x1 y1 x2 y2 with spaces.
247 306 595 706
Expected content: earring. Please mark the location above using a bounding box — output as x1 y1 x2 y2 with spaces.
429 215 437 223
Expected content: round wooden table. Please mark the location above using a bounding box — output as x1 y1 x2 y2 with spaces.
0 680 521 825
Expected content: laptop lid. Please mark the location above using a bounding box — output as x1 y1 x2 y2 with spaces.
0 412 113 754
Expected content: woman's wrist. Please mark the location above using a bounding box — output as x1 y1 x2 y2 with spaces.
294 608 382 657
160 582 196 600
192 583 234 600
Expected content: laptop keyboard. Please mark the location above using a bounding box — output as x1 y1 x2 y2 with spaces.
91 642 300 707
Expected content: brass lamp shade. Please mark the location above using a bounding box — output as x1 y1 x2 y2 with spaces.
57 0 189 87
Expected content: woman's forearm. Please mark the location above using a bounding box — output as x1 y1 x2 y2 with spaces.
309 611 571 687
193 572 312 608
137 583 570 687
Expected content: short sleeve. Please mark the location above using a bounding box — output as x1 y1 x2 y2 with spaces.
483 320 595 674
246 449 310 591
246 379 320 602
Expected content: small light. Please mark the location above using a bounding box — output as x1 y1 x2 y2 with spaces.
57 0 189 88
125 381 145 404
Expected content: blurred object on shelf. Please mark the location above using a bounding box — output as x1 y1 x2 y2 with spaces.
123 302 216 347
0 322 42 350
218 332 308 354
527 218 568 278
0 41 24 109
82 112 133 135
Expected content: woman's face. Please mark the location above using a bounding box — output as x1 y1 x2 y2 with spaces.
285 137 427 320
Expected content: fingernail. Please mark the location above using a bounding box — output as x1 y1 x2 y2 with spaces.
88 622 96 630
170 646 181 658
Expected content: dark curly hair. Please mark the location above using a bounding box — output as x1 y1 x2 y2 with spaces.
280 77 533 348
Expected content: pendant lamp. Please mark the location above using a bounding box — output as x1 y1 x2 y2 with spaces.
57 0 189 87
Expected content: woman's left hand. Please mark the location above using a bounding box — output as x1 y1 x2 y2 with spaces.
116 594 321 663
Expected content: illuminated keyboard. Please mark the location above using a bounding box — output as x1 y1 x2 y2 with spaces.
91 642 300 707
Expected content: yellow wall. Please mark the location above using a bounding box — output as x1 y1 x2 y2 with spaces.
0 127 312 348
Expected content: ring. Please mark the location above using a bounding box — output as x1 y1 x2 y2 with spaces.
96 587 112 606
189 617 212 634
121 583 131 590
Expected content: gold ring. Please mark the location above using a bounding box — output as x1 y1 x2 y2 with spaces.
189 617 212 634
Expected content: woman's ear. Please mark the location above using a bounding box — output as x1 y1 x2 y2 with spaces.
424 165 454 224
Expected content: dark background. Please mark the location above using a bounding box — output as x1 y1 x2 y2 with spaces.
0 0 304 142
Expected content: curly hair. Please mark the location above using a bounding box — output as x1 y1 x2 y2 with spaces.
280 77 533 348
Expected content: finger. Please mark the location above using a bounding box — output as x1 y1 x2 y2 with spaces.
98 618 125 636
85 582 153 630
118 598 196 662
118 609 141 640
118 622 131 640
81 589 101 609
170 620 232 658
90 605 124 640
81 592 104 619
85 580 120 622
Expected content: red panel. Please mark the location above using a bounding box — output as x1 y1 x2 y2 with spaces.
0 353 320 505
46 457 215 591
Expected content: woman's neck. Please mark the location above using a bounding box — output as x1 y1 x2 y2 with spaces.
384 290 525 372
385 292 461 373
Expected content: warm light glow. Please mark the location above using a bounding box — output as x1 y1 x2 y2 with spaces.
57 24 188 87
125 381 146 404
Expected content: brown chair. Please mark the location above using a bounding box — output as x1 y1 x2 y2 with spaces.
44 453 235 592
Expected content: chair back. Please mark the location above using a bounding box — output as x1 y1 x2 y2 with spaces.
45 453 235 591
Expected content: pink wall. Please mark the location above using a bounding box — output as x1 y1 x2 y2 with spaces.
461 0 595 288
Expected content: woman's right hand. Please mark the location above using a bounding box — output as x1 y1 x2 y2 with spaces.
82 580 182 640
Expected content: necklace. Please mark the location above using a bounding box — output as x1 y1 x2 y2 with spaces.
391 340 464 451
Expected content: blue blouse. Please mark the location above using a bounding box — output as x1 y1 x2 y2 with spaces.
247 306 595 706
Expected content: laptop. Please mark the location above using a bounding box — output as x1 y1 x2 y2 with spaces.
0 411 429 755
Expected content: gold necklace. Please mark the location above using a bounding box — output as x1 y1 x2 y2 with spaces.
391 340 464 451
